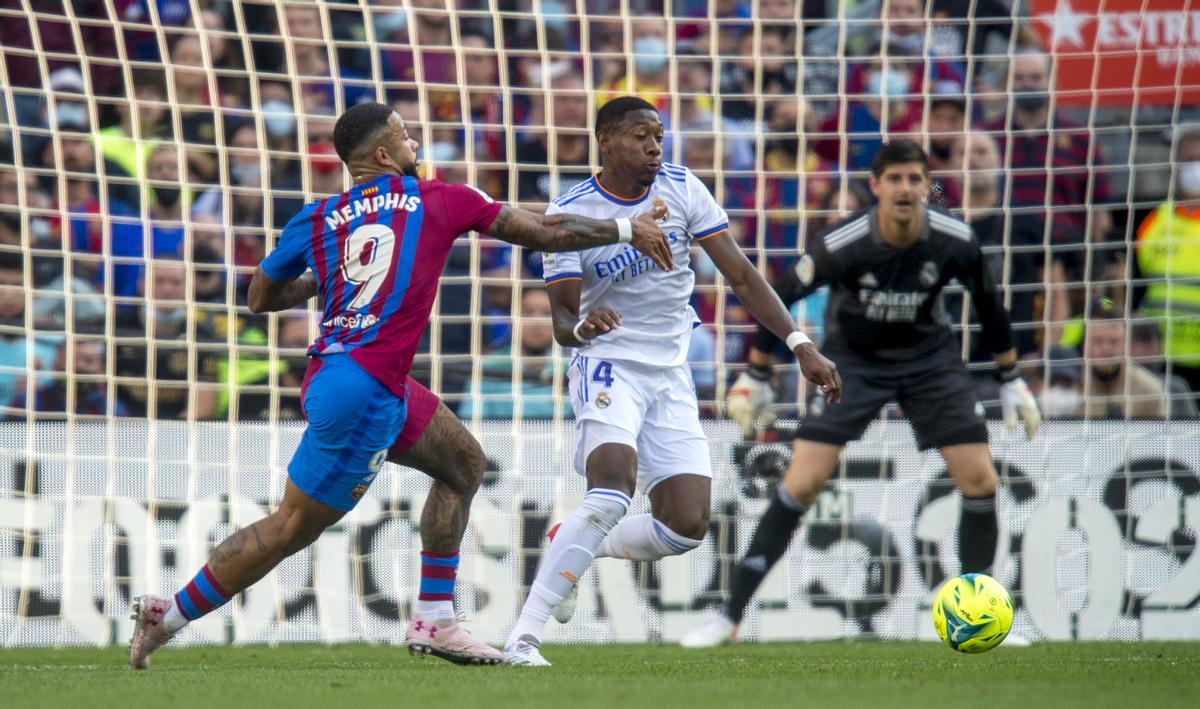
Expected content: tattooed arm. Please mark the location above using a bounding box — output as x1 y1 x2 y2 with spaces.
247 267 319 314
483 204 674 270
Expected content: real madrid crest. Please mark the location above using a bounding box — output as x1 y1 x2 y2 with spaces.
919 261 939 288
596 390 612 409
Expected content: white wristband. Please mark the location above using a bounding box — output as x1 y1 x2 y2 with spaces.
615 217 632 243
573 320 590 342
785 331 812 350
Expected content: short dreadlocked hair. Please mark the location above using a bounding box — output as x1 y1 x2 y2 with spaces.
333 102 395 163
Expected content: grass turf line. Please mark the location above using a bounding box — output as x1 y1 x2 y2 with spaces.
2 642 1198 709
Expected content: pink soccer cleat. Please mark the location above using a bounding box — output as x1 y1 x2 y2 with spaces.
129 595 176 669
406 613 503 666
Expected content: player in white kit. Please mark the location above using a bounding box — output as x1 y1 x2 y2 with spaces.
503 97 842 666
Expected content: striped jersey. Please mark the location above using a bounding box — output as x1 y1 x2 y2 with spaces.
261 174 501 397
540 163 729 367
754 205 1014 363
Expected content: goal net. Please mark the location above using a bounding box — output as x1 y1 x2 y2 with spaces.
1 0 1198 647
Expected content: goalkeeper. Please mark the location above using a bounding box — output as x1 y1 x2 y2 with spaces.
682 141 1040 647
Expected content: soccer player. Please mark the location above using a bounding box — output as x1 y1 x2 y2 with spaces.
128 102 674 668
680 141 1041 648
503 97 842 666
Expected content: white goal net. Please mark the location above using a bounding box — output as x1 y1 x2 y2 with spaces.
1 0 1199 647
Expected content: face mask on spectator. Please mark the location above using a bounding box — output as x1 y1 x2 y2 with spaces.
152 306 187 327
1013 89 1049 113
633 37 669 74
54 102 88 130
883 31 924 55
1177 162 1200 197
261 100 295 137
230 162 261 185
373 10 407 37
867 69 909 99
154 186 181 208
1038 386 1080 417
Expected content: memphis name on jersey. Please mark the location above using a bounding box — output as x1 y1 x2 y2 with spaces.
541 162 729 367
323 191 421 231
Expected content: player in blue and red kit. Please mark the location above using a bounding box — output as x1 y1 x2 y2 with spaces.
129 102 673 668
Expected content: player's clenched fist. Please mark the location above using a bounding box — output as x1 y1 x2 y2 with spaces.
575 307 622 341
725 368 776 437
794 344 842 404
631 203 673 272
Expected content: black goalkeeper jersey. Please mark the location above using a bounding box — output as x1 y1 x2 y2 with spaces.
755 206 1014 364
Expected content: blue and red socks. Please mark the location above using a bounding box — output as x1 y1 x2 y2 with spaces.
414 550 459 621
164 565 233 632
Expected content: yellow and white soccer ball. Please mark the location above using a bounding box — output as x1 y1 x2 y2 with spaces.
932 573 1014 653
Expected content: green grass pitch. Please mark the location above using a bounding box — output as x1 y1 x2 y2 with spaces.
3 642 1198 709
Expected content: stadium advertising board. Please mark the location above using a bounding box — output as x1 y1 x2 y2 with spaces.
1 420 1197 646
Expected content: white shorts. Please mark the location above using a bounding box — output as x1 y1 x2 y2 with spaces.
567 354 712 494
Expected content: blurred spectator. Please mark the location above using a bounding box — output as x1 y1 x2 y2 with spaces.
844 2 966 108
0 252 58 413
114 260 218 419
379 0 457 117
813 61 921 172
925 81 966 173
169 34 221 184
43 115 110 285
717 26 796 123
1136 125 1200 395
282 4 373 113
948 132 1043 358
308 139 346 196
930 0 1042 66
516 75 592 203
1027 345 1083 419
983 49 1113 277
95 69 168 209
10 339 127 418
457 288 569 420
1129 319 1199 418
1076 309 1167 419
109 143 187 297
602 18 673 114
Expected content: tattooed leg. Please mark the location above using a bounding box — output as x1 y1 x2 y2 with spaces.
389 402 486 553
203 479 346 593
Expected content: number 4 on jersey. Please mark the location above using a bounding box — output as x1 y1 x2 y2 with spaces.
592 360 614 387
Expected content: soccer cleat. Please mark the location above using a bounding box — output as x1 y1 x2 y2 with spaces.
406 612 503 665
545 523 578 624
1003 633 1032 647
679 614 738 649
128 595 176 669
504 635 552 666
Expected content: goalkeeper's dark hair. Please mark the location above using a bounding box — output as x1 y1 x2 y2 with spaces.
333 102 396 163
595 96 658 139
871 140 929 177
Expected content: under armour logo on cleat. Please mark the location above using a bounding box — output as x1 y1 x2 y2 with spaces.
414 621 424 631
428 626 437 638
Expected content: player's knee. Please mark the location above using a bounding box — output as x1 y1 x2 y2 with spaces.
663 506 709 541
952 464 998 497
459 437 487 495
275 508 332 556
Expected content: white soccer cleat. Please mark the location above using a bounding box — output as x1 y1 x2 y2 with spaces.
544 523 579 624
504 636 552 666
680 614 738 649
1003 633 1032 647
406 613 503 665
129 595 177 669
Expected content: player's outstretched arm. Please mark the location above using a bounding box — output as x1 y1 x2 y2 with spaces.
698 232 841 404
484 204 674 271
247 267 319 314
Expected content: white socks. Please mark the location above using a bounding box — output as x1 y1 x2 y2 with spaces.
414 599 455 621
595 513 702 561
163 601 189 634
506 488 630 647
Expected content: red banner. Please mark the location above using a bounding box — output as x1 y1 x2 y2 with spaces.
1027 0 1200 106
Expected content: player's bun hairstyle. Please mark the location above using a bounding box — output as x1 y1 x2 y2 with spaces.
595 96 658 138
872 140 930 177
333 102 396 163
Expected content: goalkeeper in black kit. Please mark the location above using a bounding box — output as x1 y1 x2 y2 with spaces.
681 141 1041 647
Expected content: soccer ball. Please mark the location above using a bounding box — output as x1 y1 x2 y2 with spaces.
932 573 1014 653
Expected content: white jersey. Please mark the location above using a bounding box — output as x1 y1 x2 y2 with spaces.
541 162 729 367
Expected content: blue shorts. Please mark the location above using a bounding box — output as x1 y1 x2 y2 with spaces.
289 354 408 511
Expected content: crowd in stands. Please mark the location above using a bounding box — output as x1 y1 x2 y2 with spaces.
0 0 1195 421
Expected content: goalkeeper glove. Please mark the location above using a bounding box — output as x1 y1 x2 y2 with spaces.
998 365 1040 438
725 365 775 437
